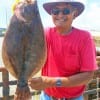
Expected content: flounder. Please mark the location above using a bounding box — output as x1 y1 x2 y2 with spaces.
2 0 46 100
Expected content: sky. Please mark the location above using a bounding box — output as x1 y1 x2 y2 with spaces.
0 0 100 31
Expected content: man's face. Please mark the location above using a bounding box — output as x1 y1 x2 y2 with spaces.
51 3 76 28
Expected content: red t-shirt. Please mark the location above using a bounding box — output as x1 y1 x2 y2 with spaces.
42 27 98 98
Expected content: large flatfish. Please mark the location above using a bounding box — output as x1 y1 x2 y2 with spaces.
2 0 46 100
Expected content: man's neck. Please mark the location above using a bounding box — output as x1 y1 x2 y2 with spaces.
56 27 72 35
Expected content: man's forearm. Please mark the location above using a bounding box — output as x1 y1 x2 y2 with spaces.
43 71 94 88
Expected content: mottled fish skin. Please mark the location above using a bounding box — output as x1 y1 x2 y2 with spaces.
2 1 46 81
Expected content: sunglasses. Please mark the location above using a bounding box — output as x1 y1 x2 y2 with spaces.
51 8 71 15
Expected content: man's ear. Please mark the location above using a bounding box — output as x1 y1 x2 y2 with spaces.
72 9 78 19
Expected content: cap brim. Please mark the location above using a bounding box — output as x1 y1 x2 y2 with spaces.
43 2 84 17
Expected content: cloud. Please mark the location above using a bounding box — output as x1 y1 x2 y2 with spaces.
85 3 100 30
73 2 100 31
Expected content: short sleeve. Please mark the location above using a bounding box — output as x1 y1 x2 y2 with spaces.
80 36 98 71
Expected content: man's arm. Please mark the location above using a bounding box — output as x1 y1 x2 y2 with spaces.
29 71 94 90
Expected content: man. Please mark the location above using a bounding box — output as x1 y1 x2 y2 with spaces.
29 0 98 100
